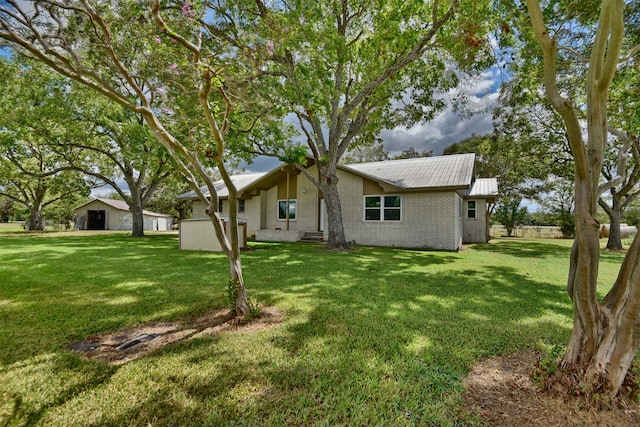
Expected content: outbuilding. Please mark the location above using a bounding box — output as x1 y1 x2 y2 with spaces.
74 198 173 231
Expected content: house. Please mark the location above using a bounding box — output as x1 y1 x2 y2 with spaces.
176 173 265 251
74 198 173 231
176 153 498 251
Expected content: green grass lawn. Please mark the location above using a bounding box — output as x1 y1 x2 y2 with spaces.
0 233 625 426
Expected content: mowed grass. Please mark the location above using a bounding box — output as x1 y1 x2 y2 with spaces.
0 233 625 426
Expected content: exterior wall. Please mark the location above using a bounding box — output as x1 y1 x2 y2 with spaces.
262 170 321 232
75 200 172 231
143 216 172 231
179 218 247 251
462 198 487 243
336 170 461 250
192 195 262 237
75 200 130 230
192 201 208 218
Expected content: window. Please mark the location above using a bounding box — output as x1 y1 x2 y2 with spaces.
218 199 223 213
238 199 245 213
467 200 477 219
364 195 401 221
278 199 296 220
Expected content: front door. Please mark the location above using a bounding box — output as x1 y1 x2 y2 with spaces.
87 210 106 230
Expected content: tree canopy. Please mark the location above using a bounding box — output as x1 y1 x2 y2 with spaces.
518 0 640 400
203 0 497 249
0 57 93 230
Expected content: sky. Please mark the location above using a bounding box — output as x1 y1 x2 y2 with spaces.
0 1 504 193
242 67 503 173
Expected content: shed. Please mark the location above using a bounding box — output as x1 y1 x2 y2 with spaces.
74 198 173 231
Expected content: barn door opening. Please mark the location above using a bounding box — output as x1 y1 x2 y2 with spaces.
87 210 106 230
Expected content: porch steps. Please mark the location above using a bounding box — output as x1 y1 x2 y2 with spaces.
299 231 324 243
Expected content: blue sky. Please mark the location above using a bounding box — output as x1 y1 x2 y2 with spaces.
243 66 503 173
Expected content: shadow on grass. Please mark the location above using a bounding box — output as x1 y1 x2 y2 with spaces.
1 237 579 425
0 234 229 365
474 238 573 259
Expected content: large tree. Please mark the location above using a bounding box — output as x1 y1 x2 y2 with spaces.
207 0 495 250
1 56 175 237
495 18 640 250
0 58 92 230
598 130 640 249
56 85 177 238
0 0 283 315
0 145 90 230
522 0 640 399
444 134 556 199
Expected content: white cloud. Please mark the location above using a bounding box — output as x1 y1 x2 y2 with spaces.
244 65 503 171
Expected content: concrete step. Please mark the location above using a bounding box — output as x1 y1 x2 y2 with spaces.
299 231 324 242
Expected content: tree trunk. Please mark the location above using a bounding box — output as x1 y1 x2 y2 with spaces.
144 113 249 317
27 206 44 231
605 197 623 250
28 189 47 231
204 198 248 316
318 163 349 250
526 0 633 400
129 198 145 237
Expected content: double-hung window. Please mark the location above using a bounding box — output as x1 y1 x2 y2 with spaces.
364 195 401 221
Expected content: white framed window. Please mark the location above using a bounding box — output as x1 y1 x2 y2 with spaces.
364 195 401 221
238 199 245 213
278 199 296 220
467 200 477 219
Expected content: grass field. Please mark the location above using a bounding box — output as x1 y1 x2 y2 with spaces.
0 231 625 426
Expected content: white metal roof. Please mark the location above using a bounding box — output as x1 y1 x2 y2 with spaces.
344 153 476 190
465 178 499 198
175 154 498 200
176 173 267 200
74 198 173 217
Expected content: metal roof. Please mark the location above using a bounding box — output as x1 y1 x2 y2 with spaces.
465 178 499 198
175 154 499 200
176 173 267 200
74 198 173 217
344 153 476 190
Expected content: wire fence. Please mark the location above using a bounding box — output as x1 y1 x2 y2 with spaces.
490 225 566 239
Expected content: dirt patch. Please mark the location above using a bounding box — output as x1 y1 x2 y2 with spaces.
69 306 283 365
463 350 640 426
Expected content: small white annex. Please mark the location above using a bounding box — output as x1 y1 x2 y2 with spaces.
74 198 173 231
177 154 498 251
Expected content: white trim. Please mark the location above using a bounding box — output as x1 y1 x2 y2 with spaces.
363 195 402 222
